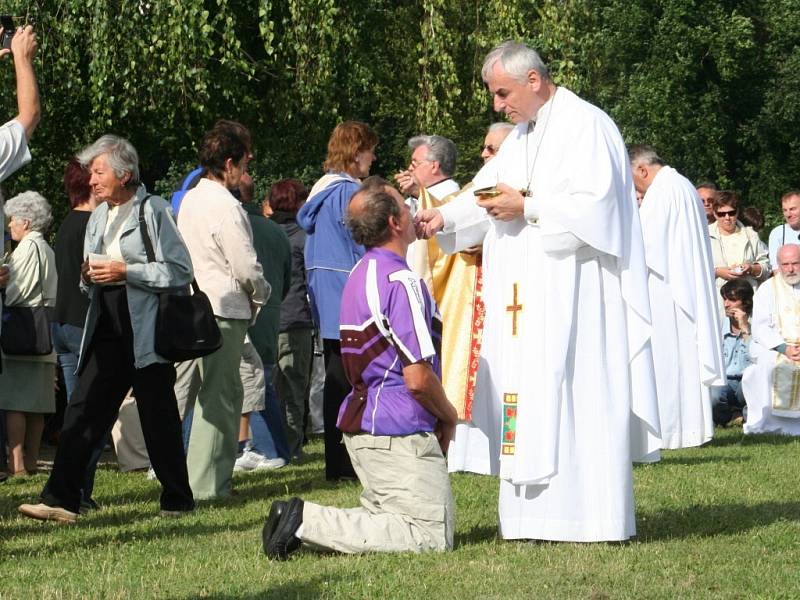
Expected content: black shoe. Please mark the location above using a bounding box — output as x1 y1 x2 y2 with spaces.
262 500 286 555
79 498 101 515
265 497 304 560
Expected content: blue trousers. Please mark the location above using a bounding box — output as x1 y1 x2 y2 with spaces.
51 322 106 502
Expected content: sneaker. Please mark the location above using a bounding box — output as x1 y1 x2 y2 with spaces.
252 456 287 471
146 467 157 480
234 450 269 472
18 502 78 524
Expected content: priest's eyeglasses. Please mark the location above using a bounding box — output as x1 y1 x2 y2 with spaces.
716 209 737 217
481 144 499 154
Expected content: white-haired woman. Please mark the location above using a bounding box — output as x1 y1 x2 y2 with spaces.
0 191 57 477
18 135 194 523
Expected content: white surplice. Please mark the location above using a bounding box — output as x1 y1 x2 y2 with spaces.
440 87 660 542
639 167 725 449
742 278 800 436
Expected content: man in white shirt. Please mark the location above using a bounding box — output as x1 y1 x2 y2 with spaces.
767 191 800 268
742 244 800 435
630 144 724 449
415 41 659 542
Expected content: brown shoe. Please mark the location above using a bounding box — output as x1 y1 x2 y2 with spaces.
18 502 78 524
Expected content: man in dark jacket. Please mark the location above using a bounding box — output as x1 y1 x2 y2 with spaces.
234 173 294 469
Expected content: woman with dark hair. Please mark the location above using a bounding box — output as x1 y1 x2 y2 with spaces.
297 121 377 480
50 159 101 509
268 179 314 458
177 120 270 499
708 190 769 316
711 278 754 426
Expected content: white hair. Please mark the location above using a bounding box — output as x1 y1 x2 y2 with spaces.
408 134 457 176
76 134 140 187
4 190 53 233
481 41 550 84
487 122 515 135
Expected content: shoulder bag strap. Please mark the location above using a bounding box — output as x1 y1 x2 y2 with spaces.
138 194 156 263
138 193 201 294
30 239 46 304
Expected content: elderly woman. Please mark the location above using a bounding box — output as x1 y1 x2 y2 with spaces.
297 121 376 481
0 191 56 477
269 179 314 459
18 135 194 523
708 190 769 317
177 120 269 499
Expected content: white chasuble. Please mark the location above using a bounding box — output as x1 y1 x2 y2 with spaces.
743 278 800 435
440 87 660 541
639 166 724 449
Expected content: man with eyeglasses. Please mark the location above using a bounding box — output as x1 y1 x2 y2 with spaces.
629 144 724 450
767 191 800 269
480 123 514 164
395 136 482 429
696 182 717 225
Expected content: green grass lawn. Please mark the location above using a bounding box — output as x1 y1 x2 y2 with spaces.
2 428 800 599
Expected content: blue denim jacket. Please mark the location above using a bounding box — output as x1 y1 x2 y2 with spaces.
78 186 193 370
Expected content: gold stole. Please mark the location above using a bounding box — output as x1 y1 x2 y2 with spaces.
413 184 485 420
771 276 800 417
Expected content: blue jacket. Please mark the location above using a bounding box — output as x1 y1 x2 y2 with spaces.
297 174 365 339
78 186 194 370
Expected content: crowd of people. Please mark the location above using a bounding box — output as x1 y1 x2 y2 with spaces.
3 28 800 560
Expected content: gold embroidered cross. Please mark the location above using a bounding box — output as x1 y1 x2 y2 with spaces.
506 283 523 337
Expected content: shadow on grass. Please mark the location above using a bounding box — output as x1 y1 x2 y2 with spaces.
454 524 498 547
164 574 344 600
657 455 751 467
638 500 800 541
707 432 799 448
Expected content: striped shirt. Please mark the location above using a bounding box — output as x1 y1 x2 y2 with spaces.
338 247 442 436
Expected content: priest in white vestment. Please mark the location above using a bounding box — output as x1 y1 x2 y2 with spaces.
415 41 660 542
629 145 725 449
742 244 800 435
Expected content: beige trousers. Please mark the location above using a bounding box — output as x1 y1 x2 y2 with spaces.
300 432 454 554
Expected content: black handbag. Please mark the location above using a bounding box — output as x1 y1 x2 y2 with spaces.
138 195 222 361
0 242 54 356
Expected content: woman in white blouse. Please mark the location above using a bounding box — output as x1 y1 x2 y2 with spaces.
0 191 56 477
708 190 769 317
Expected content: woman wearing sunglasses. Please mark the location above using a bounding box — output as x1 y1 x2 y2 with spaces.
708 190 769 318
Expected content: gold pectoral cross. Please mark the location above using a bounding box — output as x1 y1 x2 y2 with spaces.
506 282 523 337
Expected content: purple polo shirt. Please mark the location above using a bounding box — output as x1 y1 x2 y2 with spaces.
338 247 442 436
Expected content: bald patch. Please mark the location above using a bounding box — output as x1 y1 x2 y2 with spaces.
778 244 800 264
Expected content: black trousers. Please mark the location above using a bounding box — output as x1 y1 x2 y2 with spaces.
322 339 355 481
41 286 194 513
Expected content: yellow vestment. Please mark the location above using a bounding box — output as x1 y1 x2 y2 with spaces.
411 184 484 420
770 275 800 417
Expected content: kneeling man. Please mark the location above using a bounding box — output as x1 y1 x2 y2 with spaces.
262 176 457 559
742 243 800 435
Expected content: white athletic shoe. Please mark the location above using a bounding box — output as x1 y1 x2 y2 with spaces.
234 450 263 472
146 467 156 480
252 456 287 471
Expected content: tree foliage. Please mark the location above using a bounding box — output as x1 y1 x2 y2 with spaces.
0 0 798 231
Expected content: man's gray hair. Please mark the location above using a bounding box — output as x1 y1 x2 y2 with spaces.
481 41 550 84
488 122 515 135
628 144 665 167
4 190 53 233
408 134 457 177
76 134 140 187
346 176 402 248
